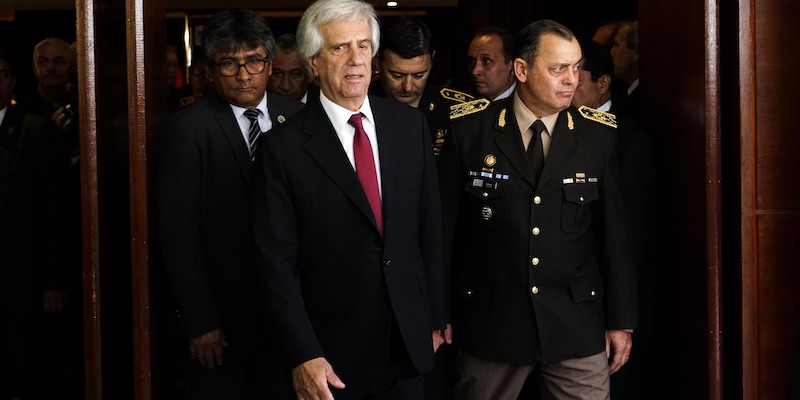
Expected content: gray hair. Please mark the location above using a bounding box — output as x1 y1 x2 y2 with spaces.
297 0 380 63
33 38 75 70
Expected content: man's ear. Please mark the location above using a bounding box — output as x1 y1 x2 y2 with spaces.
513 58 529 83
599 74 612 94
372 56 382 74
308 57 320 77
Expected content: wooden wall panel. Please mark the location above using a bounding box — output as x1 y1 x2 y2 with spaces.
742 0 800 399
755 214 800 399
753 0 800 211
639 0 713 398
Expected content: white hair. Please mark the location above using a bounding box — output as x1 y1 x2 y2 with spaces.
297 0 381 64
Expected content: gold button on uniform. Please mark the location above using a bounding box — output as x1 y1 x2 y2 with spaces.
533 196 542 205
531 286 539 295
591 290 596 296
532 227 540 236
482 192 489 198
531 257 540 266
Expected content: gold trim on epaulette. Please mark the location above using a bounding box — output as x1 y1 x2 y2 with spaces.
440 88 475 103
179 95 197 107
450 98 490 120
498 108 506 128
578 105 617 128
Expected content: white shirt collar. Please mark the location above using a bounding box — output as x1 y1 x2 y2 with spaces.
598 100 612 113
627 78 639 96
319 92 374 132
229 92 269 122
493 81 517 102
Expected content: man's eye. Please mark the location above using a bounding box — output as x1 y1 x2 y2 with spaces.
272 70 285 78
391 73 404 79
290 71 304 79
413 73 425 79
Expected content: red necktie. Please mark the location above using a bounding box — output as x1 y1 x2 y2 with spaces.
348 113 383 237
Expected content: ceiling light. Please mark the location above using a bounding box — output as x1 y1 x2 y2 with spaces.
387 1 398 7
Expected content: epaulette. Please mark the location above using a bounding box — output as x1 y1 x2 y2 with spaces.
440 88 475 104
450 98 490 120
578 105 617 129
179 95 198 108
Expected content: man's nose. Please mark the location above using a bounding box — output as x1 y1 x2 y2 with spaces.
402 77 414 92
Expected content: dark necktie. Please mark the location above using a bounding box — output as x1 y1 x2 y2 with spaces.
348 113 383 237
528 119 546 181
243 108 261 159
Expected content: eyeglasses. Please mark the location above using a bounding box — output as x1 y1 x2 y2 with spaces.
214 58 269 77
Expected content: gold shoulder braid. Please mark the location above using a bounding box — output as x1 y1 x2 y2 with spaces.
450 98 490 120
578 105 617 129
440 88 475 103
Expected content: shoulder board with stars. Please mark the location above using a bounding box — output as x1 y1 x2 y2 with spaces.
578 105 617 129
450 98 490 120
440 88 475 103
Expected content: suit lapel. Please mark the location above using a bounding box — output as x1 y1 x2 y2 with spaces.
539 108 577 186
209 94 252 185
301 98 378 231
493 105 538 189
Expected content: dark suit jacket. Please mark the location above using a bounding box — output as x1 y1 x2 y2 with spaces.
611 104 658 337
252 95 444 387
0 107 69 317
155 92 302 343
438 98 637 365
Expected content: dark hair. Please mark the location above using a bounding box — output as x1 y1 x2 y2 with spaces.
275 34 298 53
380 17 432 59
202 9 276 63
513 19 574 65
619 19 639 52
580 40 614 82
474 26 513 62
0 49 16 77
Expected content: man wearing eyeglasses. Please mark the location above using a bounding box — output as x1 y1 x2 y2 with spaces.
155 8 303 400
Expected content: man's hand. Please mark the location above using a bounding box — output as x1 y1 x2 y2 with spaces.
51 106 73 131
43 290 68 313
433 324 453 353
189 328 227 368
292 357 345 400
605 329 632 374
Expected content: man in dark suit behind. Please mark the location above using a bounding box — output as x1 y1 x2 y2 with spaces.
438 20 637 400
252 0 446 399
155 9 302 400
572 40 658 400
0 50 76 400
